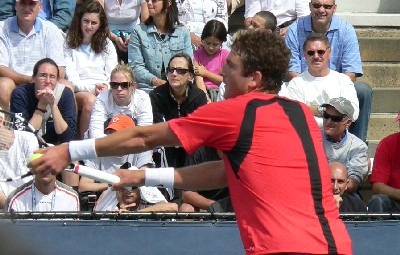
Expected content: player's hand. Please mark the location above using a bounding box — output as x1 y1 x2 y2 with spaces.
112 169 145 191
29 143 71 176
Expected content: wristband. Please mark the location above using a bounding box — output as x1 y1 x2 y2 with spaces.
145 167 174 188
35 107 46 113
69 139 97 162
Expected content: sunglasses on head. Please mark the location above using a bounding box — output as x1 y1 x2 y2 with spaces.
306 49 326 57
167 67 190 75
311 3 335 10
323 112 345 122
110 82 131 90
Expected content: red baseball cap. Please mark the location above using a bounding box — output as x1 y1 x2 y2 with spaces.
105 114 135 132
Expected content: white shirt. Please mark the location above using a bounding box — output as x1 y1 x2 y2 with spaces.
244 0 310 26
88 89 153 139
6 180 80 212
0 17 65 76
286 70 359 127
104 0 144 32
0 131 38 197
64 38 118 93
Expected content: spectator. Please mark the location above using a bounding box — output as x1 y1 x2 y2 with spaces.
0 108 39 208
368 112 400 212
80 114 154 210
35 30 352 254
99 0 149 63
248 10 278 33
329 162 367 213
87 63 153 139
10 58 77 145
0 0 66 111
64 0 118 139
4 170 79 212
0 0 76 32
285 33 359 128
321 97 368 193
194 19 229 99
149 53 207 168
244 0 310 37
285 0 372 142
128 0 193 93
94 184 177 212
176 0 229 50
179 147 231 213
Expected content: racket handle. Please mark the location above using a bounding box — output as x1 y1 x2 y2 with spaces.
67 165 120 185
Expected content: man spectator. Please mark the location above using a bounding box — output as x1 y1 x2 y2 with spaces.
248 11 278 33
285 0 372 142
285 33 359 128
33 30 352 254
0 0 76 32
368 112 400 212
329 162 367 212
4 169 79 212
0 0 66 111
244 0 310 37
321 97 368 193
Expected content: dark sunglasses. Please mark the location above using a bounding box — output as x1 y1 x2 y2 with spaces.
323 112 345 122
167 67 190 75
306 50 326 57
311 3 335 10
110 82 131 90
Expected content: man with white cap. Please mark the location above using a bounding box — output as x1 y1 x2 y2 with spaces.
368 111 400 212
322 97 368 193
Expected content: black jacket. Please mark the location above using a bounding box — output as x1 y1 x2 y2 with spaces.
149 81 207 167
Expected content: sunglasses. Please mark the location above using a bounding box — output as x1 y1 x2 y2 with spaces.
167 67 190 75
323 112 345 122
311 3 335 10
110 82 131 90
306 50 326 57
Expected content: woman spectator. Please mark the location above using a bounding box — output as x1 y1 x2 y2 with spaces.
176 0 229 50
65 1 118 139
149 53 207 168
99 0 149 63
87 63 153 139
128 0 193 93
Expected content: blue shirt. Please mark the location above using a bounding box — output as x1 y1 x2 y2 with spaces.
128 23 193 89
38 0 52 20
285 15 363 77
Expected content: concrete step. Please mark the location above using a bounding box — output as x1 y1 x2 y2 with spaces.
367 140 380 158
359 37 400 62
367 113 398 140
372 88 400 113
359 62 400 88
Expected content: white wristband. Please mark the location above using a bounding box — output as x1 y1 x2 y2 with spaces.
69 139 97 162
144 167 174 188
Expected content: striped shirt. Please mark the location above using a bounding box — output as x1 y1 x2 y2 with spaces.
0 17 65 76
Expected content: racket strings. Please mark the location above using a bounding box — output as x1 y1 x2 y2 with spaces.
0 114 16 151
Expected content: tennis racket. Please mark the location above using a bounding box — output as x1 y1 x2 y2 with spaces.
0 110 122 185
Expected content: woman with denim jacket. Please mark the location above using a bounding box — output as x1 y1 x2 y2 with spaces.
128 0 193 93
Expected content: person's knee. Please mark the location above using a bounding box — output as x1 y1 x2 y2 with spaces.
179 203 196 213
368 194 391 212
0 77 17 110
59 79 75 93
82 93 95 112
354 81 372 99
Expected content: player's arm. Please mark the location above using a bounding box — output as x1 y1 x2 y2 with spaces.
113 160 227 191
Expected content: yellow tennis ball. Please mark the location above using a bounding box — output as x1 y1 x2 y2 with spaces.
29 153 43 170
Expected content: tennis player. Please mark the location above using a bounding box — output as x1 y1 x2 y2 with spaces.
31 30 352 254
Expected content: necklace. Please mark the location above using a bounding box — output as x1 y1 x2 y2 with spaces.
31 182 56 212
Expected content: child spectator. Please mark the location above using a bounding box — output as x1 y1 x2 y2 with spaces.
194 20 229 101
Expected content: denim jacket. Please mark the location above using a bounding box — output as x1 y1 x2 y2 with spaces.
0 0 75 32
128 22 193 90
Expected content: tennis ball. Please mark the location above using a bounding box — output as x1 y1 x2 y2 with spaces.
29 153 43 170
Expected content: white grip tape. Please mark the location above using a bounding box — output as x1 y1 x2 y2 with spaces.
144 167 174 188
69 139 97 162
72 165 120 185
